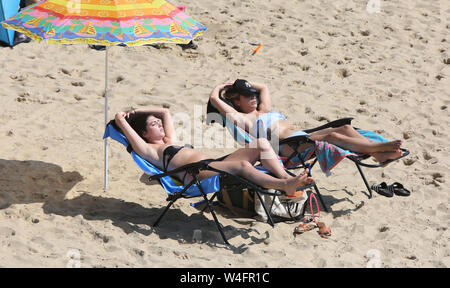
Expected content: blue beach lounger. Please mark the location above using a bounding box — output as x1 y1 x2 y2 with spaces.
206 97 410 210
104 121 297 245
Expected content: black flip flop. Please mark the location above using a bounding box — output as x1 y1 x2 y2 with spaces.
388 182 411 197
371 182 393 197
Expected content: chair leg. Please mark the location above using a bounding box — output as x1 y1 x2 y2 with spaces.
153 199 176 227
196 180 230 245
201 193 217 212
354 163 372 198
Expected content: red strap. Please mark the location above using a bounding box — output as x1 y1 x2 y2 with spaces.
309 193 320 223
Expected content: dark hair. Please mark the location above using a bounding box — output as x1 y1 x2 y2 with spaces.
219 88 242 112
222 87 240 101
126 112 156 142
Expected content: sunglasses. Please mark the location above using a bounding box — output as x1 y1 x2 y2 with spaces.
230 93 256 100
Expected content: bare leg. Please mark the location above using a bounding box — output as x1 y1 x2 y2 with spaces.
207 160 314 196
309 125 402 153
310 125 367 140
223 139 290 179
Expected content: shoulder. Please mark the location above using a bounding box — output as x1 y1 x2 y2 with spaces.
257 108 272 114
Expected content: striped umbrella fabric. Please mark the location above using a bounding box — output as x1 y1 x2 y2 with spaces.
2 0 206 46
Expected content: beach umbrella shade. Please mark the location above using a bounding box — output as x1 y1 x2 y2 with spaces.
1 0 207 189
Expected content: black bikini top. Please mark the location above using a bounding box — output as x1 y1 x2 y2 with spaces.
162 144 193 172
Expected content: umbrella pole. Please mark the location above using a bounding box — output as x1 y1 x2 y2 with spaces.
104 46 109 190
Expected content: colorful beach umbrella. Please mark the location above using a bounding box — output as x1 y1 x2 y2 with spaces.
1 0 207 189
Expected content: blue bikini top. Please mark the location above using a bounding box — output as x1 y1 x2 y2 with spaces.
252 111 287 138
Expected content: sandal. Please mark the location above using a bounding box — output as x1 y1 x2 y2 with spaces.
371 182 393 198
294 222 317 234
388 182 411 197
317 222 331 239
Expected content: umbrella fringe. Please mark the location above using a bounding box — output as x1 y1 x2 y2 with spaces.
2 23 206 46
1 23 43 42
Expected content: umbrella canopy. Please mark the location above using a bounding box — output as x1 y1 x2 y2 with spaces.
1 0 207 189
2 0 206 46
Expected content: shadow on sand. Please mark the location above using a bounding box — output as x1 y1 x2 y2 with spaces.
0 159 83 209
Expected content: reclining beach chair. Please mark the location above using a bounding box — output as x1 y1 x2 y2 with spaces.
206 97 410 207
103 121 308 245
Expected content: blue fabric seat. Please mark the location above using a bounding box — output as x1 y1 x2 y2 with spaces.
104 123 220 198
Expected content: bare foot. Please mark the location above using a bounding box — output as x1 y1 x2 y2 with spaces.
371 149 402 165
372 140 402 152
284 172 314 197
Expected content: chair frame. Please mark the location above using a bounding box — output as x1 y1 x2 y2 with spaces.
147 159 286 245
280 117 410 199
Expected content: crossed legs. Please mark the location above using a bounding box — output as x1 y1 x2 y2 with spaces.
205 139 313 196
305 125 402 162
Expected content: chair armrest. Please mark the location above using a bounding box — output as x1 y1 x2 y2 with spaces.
347 148 410 168
303 117 354 134
148 160 212 181
279 135 312 145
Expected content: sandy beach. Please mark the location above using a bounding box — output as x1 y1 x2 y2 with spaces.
0 0 449 268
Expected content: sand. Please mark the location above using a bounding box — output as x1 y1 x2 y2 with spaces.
0 0 449 268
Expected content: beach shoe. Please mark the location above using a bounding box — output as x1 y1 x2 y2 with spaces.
89 45 106 51
13 33 31 46
388 182 411 197
371 182 393 198
317 222 331 239
285 189 304 199
177 40 198 50
293 217 316 235
294 222 317 235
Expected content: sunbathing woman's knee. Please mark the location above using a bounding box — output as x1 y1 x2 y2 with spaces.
255 138 272 150
238 160 253 170
341 124 354 132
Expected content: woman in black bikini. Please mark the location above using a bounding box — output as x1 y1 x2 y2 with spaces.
114 106 313 197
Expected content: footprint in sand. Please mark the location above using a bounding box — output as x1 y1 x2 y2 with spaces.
60 68 71 76
71 81 85 87
337 68 351 78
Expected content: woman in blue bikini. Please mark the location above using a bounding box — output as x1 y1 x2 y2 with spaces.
114 106 313 197
209 79 403 163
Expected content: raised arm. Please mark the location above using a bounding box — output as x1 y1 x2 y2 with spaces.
115 111 155 158
126 107 176 142
209 82 237 115
249 82 271 112
209 82 253 128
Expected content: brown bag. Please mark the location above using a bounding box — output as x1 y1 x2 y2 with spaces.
218 186 257 218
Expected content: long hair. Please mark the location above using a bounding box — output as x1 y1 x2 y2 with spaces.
126 112 155 141
220 88 242 112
